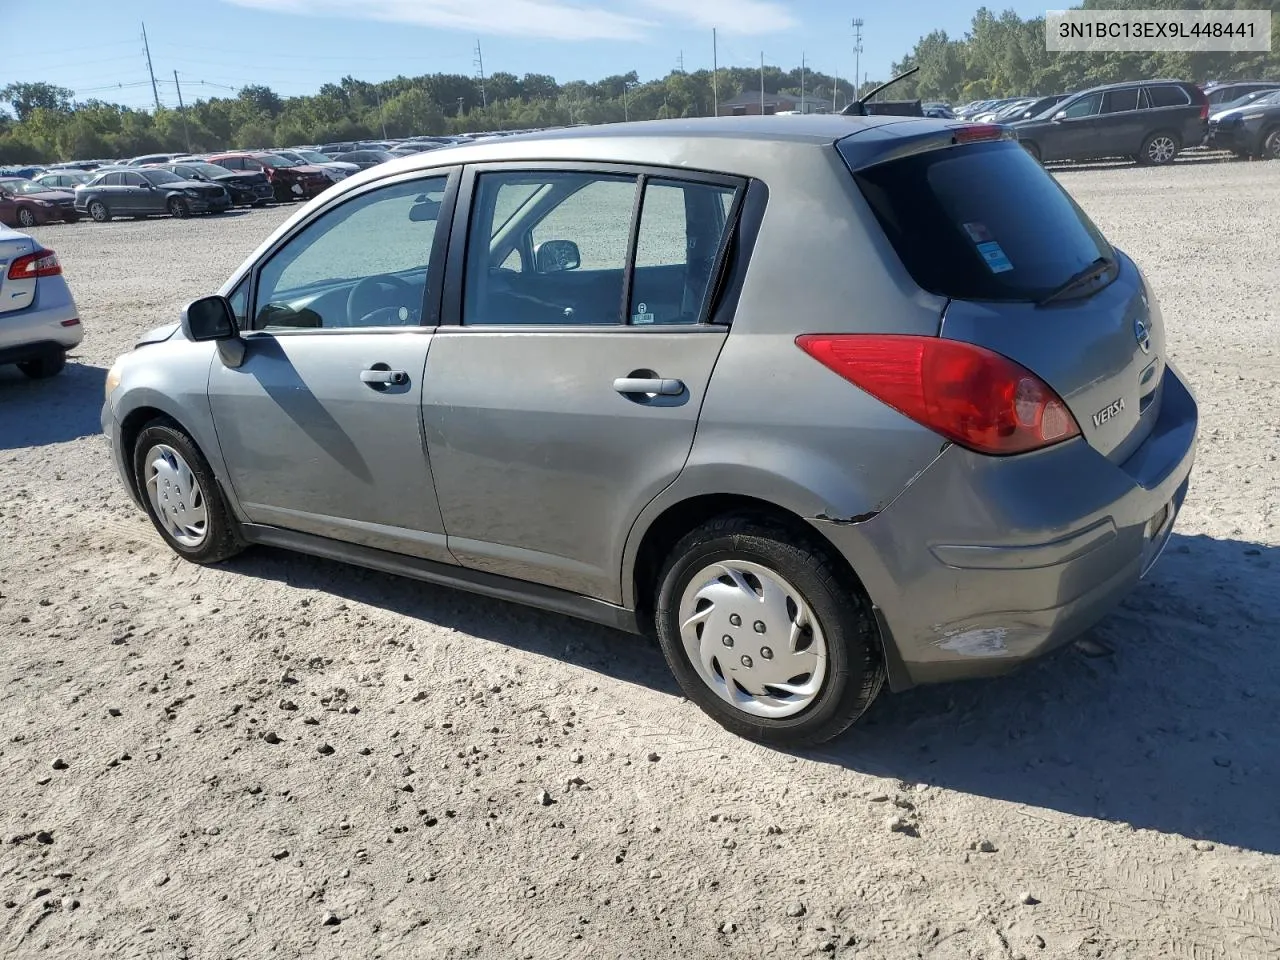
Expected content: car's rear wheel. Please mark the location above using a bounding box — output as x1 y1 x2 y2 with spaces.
1262 127 1280 161
133 421 244 564
167 196 190 219
16 207 37 228
654 514 884 746
88 200 111 223
1139 132 1180 165
17 351 66 379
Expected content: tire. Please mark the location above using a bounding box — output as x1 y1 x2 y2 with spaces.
167 196 190 219
653 513 885 746
132 420 245 565
1262 126 1280 161
16 207 38 228
88 200 111 223
1021 140 1042 163
17 351 66 379
1138 131 1180 166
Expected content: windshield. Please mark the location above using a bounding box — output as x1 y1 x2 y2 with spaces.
257 154 296 167
847 139 1113 303
184 162 233 178
297 150 332 163
0 178 56 195
141 169 183 185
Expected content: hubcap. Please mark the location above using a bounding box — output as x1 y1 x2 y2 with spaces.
1149 137 1175 163
677 560 827 719
143 444 208 547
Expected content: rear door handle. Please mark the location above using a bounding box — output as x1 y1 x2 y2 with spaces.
613 377 684 396
361 367 408 386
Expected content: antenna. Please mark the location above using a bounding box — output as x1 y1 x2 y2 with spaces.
852 18 864 100
840 65 920 116
142 22 161 111
474 40 487 108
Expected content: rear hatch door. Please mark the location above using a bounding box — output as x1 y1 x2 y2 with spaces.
841 130 1162 461
0 227 36 315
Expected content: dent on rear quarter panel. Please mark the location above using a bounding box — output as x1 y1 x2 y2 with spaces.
619 143 949 607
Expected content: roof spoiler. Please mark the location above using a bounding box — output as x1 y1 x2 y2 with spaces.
841 66 921 117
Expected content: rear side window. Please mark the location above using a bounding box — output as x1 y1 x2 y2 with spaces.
847 140 1112 303
1145 85 1191 108
1102 89 1140 113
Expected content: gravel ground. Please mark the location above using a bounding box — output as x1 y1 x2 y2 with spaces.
2 159 1278 960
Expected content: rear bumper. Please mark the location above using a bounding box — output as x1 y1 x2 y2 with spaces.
0 282 83 356
815 362 1199 689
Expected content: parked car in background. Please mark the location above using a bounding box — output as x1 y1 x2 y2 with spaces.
319 142 356 154
388 143 445 156
75 168 232 222
1014 80 1208 165
154 161 274 207
0 225 81 379
101 116 1197 745
1202 80 1280 109
0 177 80 227
1000 94 1070 124
338 149 396 170
1208 90 1280 159
34 170 94 191
204 152 330 202
273 149 358 181
1208 88 1280 122
127 153 193 167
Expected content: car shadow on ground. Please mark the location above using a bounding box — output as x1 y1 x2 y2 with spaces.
1049 152 1238 174
0 359 106 450
811 532 1280 855
233 529 1279 854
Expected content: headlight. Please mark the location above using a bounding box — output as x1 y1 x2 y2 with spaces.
105 361 123 400
184 188 202 197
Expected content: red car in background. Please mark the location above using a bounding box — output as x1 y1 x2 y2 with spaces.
0 177 81 227
203 152 330 203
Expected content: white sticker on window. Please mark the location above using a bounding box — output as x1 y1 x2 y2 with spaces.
632 301 655 324
976 240 1014 274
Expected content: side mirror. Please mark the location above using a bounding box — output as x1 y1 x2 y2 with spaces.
534 239 582 274
1053 111 1067 121
182 295 238 342
409 198 441 222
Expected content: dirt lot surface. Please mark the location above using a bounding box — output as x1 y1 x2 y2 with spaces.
2 158 1278 960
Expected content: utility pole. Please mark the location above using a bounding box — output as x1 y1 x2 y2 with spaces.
623 81 630 122
142 22 161 111
173 70 191 153
712 28 719 116
474 39 487 108
801 53 806 114
374 86 387 139
832 70 840 112
852 18 864 100
760 51 765 114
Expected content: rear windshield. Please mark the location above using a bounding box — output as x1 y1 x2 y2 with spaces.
846 139 1112 302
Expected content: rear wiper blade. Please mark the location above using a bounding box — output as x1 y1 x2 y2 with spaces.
1037 256 1115 307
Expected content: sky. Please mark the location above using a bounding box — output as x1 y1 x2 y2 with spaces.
2 0 1045 111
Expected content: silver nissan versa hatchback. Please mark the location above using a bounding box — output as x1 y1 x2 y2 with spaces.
102 116 1198 745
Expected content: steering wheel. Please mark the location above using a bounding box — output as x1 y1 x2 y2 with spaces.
345 274 417 327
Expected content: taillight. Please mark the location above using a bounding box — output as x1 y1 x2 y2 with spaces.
1199 101 1209 121
796 334 1080 456
951 123 1010 144
7 247 62 281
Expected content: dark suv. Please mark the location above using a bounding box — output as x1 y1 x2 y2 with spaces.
1202 80 1280 109
1012 80 1208 166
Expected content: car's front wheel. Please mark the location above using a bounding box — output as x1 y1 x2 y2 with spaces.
16 207 37 228
1261 126 1280 161
654 514 885 746
133 421 245 564
17 351 66 379
167 196 190 219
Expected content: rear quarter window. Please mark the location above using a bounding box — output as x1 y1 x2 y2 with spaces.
846 139 1113 302
1145 85 1191 108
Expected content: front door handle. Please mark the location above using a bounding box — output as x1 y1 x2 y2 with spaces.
361 367 408 386
613 377 684 396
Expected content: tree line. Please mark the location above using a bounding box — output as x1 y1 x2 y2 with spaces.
2 0 1277 164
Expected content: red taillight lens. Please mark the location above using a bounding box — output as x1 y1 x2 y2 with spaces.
796 334 1081 456
951 123 1009 144
1199 102 1209 121
7 247 62 281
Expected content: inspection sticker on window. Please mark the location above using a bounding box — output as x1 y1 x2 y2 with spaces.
632 301 656 324
962 222 1014 273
